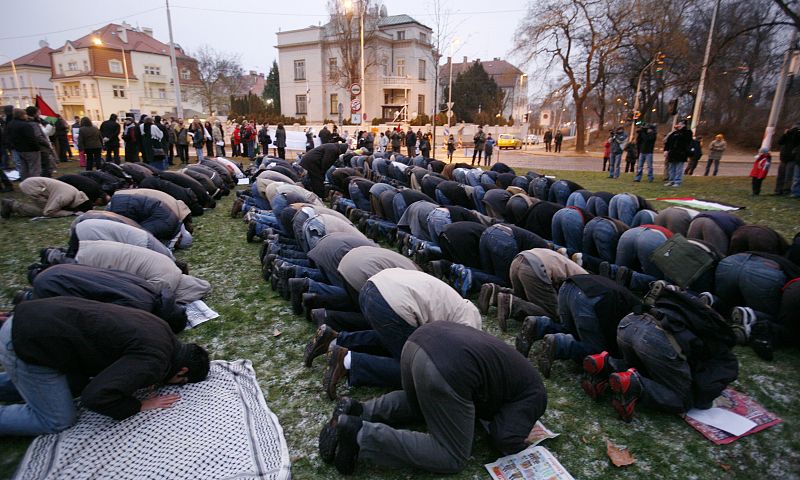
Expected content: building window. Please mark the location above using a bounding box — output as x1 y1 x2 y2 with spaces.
396 31 405 40
94 110 100 121
82 85 88 98
418 59 426 80
328 58 338 80
109 60 123 74
330 93 338 115
83 60 89 71
58 64 63 74
396 58 405 77
158 88 167 99
144 65 161 75
419 32 427 43
417 95 425 117
0 78 4 89
181 68 190 80
90 84 96 98
112 85 126 98
295 95 307 115
294 60 306 81
68 61 78 71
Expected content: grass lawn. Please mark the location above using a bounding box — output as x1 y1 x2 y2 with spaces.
0 163 798 479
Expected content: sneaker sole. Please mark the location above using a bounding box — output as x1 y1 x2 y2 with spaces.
318 417 338 464
609 374 636 422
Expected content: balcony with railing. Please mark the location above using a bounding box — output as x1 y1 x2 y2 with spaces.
382 74 424 88
143 73 169 83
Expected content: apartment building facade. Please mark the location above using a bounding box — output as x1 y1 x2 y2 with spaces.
0 43 57 110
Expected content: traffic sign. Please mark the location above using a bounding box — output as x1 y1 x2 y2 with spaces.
351 99 362 112
350 83 362 96
351 113 362 124
446 111 453 118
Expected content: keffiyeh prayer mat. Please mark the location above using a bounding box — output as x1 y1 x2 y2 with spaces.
14 360 291 480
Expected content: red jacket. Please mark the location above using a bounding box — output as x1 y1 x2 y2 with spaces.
232 127 240 145
603 141 611 157
749 153 771 180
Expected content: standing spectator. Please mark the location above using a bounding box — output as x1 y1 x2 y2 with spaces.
139 116 165 170
554 130 563 153
212 121 224 157
78 117 103 171
602 132 611 171
218 120 226 157
391 129 401 153
750 147 771 196
705 133 727 176
471 125 485 165
685 135 703 175
406 128 417 158
419 132 431 159
71 116 81 154
203 120 214 158
99 114 121 164
189 119 206 163
635 125 656 182
306 128 315 152
663 121 693 187
275 123 287 159
6 108 48 179
623 138 637 173
232 123 242 157
122 115 140 163
446 134 455 162
331 125 343 144
26 107 56 177
483 133 496 166
243 121 256 159
174 120 189 165
775 128 796 194
258 123 272 158
153 116 170 169
166 118 177 165
377 132 388 153
543 129 553 152
319 125 332 144
608 127 627 178
54 115 72 162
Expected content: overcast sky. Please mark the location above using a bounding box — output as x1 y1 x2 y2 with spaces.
2 0 536 78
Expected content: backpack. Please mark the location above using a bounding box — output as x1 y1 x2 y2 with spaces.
650 234 719 288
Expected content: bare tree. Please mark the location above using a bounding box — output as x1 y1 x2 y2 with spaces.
324 0 383 89
187 46 245 115
514 0 636 152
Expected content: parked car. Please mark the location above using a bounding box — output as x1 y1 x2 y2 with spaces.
525 134 540 145
497 134 523 149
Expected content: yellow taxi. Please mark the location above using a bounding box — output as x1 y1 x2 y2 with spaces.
497 134 523 149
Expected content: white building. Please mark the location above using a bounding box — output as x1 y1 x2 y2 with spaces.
0 42 58 110
438 57 529 123
276 9 436 124
49 23 203 122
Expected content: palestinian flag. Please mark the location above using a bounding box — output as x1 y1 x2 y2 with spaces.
653 197 745 211
35 94 59 125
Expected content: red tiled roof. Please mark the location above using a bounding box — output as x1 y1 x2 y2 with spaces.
438 59 523 88
56 23 192 60
1 46 55 69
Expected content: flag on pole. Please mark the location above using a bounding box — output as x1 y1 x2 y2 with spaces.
35 95 59 124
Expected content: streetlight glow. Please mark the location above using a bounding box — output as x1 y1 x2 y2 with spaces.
92 37 103 46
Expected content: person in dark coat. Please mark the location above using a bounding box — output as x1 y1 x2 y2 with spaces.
663 121 693 186
5 108 49 179
275 123 287 159
18 263 187 333
99 114 121 164
54 115 72 162
158 171 215 208
300 143 348 197
57 173 109 206
107 192 182 242
305 128 315 151
139 176 203 217
318 125 332 144
543 130 553 152
0 297 209 435
78 117 103 171
79 170 126 196
405 129 417 158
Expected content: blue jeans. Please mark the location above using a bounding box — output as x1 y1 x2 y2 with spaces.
715 253 786 318
452 168 468 185
631 210 656 227
348 184 372 211
609 194 638 226
434 190 452 206
426 209 452 244
791 163 800 197
392 194 408 221
471 186 487 215
308 280 353 311
609 152 622 178
548 181 573 205
615 227 667 278
479 225 519 285
270 194 289 219
566 191 587 209
582 218 621 262
616 314 693 412
556 282 607 361
0 317 77 435
635 153 654 182
667 162 685 185
195 147 204 163
551 208 585 252
586 196 609 217
303 217 327 251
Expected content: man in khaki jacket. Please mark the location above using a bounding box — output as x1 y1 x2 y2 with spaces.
1 177 90 218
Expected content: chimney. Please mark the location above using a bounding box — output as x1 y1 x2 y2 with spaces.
493 57 500 61
249 70 257 75
141 27 154 37
462 56 468 65
38 39 49 48
476 58 480 63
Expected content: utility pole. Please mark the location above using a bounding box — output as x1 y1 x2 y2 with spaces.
690 0 720 135
166 0 184 118
762 21 800 149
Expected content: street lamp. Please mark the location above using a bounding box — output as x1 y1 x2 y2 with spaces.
93 37 131 110
0 54 23 108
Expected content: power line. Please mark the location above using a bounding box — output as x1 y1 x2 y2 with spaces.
170 4 527 18
0 7 164 41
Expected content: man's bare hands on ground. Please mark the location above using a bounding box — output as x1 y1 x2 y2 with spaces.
140 394 181 411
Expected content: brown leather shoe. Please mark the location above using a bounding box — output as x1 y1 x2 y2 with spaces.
322 345 349 400
304 324 338 368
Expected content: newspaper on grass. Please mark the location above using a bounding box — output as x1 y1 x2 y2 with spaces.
485 445 574 480
237 177 250 185
185 300 219 328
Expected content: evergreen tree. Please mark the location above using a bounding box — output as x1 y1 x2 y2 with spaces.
262 60 281 115
443 61 504 123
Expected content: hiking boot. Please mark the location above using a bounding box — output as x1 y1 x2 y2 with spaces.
536 334 560 378
426 260 452 280
302 293 322 321
246 222 258 243
750 320 774 361
477 283 497 314
323 346 349 400
609 368 643 423
615 266 632 288
230 197 245 218
451 264 472 297
598 261 612 279
304 324 339 367
516 316 552 357
276 264 294 299
175 260 189 275
581 351 612 400
496 292 513 332
27 263 45 284
0 199 12 219
262 253 278 273
319 412 339 464
642 280 668 306
334 396 363 417
395 231 409 253
289 278 310 314
334 415 363 474
310 308 328 327
12 289 33 306
698 291 715 307
730 306 756 344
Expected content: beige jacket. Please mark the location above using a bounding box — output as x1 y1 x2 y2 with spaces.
19 177 89 217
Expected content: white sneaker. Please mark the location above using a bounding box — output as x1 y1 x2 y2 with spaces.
731 307 756 341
